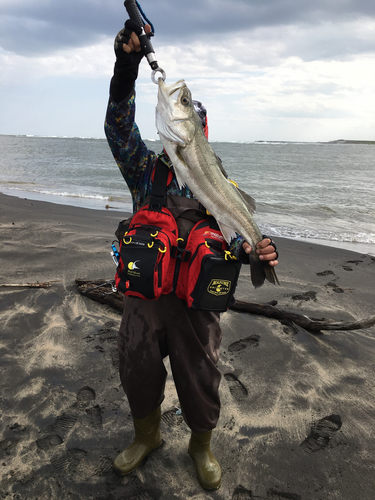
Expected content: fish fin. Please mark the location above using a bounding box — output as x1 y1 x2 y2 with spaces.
237 188 256 214
217 221 237 244
215 154 229 178
174 168 186 189
216 155 256 213
225 180 256 214
250 258 280 288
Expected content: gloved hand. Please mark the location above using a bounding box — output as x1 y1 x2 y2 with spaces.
242 235 279 266
110 20 150 103
114 20 143 63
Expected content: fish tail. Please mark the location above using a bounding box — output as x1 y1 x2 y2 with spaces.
250 258 280 288
249 257 266 288
264 263 280 286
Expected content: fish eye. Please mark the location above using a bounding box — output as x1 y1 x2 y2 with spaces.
181 96 190 106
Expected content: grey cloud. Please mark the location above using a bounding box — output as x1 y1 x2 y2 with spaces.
0 0 120 55
146 0 375 35
279 21 375 61
0 0 374 57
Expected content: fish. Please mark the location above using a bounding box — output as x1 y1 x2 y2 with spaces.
155 78 279 288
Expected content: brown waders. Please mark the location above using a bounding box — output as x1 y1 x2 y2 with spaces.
114 292 222 489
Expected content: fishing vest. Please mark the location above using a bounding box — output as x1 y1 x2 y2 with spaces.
113 157 242 312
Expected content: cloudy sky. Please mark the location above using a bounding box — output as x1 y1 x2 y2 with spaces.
0 0 374 142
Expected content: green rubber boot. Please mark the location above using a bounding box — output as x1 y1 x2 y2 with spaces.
113 406 162 475
188 430 222 490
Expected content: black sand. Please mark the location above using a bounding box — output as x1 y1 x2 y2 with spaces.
1 192 374 500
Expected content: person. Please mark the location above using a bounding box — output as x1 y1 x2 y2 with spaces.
104 20 279 491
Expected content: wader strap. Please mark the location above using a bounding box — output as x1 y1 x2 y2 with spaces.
149 158 170 211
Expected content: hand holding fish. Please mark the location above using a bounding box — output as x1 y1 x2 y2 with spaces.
243 239 279 267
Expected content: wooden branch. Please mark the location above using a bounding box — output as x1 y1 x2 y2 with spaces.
231 300 375 332
0 281 61 289
75 279 375 332
75 279 123 312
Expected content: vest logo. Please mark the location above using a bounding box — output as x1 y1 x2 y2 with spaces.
207 279 231 296
203 230 225 242
127 260 140 277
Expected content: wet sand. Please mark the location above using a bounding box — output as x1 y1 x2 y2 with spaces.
1 192 374 500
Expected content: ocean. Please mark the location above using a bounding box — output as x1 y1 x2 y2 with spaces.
1 134 374 256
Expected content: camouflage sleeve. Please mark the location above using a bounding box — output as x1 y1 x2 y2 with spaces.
104 90 157 212
229 234 250 264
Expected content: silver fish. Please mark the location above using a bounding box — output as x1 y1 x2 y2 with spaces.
155 78 279 288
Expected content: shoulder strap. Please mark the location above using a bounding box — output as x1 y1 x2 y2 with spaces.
149 158 171 211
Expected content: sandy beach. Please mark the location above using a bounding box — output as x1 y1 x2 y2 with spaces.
1 191 374 500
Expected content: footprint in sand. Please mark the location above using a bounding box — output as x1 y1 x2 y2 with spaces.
38 386 99 451
86 405 103 428
232 484 253 499
267 488 302 500
0 424 28 458
50 448 87 474
224 373 248 401
46 386 97 435
97 320 118 344
113 487 155 499
280 319 299 335
232 485 301 500
47 412 78 435
316 270 335 277
326 281 344 293
291 291 317 302
161 408 184 428
0 437 21 457
75 385 96 409
36 434 64 450
228 335 260 353
45 388 107 479
92 455 114 475
300 414 342 452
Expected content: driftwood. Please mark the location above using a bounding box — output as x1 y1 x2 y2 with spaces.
75 279 124 311
0 280 61 289
75 278 375 333
231 300 375 332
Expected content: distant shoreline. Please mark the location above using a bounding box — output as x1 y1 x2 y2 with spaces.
254 139 375 145
1 134 374 144
327 139 375 145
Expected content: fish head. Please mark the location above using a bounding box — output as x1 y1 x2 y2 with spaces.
156 78 202 147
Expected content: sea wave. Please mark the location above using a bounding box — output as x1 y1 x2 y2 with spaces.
23 134 105 141
2 185 109 201
260 223 375 245
1 181 36 186
259 223 375 255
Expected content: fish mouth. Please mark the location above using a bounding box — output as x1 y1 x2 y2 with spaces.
158 78 186 101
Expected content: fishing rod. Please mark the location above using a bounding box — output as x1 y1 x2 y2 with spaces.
124 0 166 84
